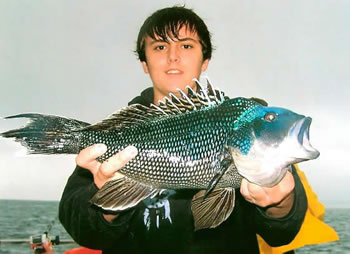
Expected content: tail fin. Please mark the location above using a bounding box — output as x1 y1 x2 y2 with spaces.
1 113 90 155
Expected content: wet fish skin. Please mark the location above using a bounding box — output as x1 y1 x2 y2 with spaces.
0 88 319 191
0 81 319 230
95 98 256 190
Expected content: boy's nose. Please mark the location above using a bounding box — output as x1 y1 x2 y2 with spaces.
168 46 180 63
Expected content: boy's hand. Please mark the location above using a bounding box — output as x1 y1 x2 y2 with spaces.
240 171 295 218
75 144 138 189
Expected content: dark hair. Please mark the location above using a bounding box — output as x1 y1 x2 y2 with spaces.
136 6 212 62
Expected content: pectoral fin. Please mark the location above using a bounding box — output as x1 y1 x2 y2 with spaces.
204 145 233 197
191 188 235 231
90 177 160 212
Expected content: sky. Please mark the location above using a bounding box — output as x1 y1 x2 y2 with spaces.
0 0 349 208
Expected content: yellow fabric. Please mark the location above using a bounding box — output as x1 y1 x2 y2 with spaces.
257 165 339 254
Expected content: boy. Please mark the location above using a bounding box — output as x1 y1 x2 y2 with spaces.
59 6 306 253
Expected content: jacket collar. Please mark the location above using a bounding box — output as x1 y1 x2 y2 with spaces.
128 87 154 107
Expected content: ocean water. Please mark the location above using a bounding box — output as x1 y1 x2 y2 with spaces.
0 200 78 254
0 200 348 254
296 208 350 254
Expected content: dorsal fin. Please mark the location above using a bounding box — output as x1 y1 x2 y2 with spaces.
153 77 225 114
79 104 165 131
193 77 225 106
80 77 226 132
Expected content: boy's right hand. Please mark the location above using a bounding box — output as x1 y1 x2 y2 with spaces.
75 144 138 189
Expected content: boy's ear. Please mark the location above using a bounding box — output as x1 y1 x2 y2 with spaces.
141 61 149 73
201 59 210 72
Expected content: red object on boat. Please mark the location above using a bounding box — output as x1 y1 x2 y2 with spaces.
64 247 102 254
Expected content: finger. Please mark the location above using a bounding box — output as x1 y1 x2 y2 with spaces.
240 178 254 203
242 179 274 206
240 178 248 197
99 145 138 178
247 183 271 207
75 144 107 171
280 171 295 195
247 181 269 205
246 181 263 195
256 172 295 207
272 171 295 203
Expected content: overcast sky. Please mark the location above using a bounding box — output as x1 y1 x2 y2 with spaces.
0 0 349 208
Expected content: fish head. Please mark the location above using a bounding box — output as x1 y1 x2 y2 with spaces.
229 104 320 187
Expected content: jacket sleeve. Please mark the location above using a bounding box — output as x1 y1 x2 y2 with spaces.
58 165 135 250
253 165 308 246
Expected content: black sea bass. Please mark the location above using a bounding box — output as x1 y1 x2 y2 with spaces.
1 79 320 230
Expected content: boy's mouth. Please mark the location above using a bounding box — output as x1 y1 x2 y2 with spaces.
166 69 183 74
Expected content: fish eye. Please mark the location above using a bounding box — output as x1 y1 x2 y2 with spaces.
264 112 278 122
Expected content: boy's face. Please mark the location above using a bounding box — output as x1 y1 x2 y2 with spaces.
141 26 209 103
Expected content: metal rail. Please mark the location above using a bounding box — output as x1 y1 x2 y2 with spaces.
0 239 75 244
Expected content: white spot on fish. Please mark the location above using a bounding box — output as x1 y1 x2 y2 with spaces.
146 149 162 158
169 155 181 163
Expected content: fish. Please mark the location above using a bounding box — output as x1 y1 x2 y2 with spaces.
0 79 320 230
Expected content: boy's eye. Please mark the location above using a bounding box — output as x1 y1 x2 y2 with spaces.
155 45 166 50
183 44 193 49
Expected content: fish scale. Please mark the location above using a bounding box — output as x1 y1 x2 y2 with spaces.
96 103 235 189
87 105 227 187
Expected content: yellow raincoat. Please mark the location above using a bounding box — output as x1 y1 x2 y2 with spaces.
257 165 339 253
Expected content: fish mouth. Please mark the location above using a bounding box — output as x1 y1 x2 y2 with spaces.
232 116 320 187
288 117 320 161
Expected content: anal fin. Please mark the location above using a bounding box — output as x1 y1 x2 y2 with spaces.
191 188 235 231
90 177 160 212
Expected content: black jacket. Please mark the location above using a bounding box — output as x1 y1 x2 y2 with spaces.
59 87 307 254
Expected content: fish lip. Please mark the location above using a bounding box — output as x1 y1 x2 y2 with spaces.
289 117 320 160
